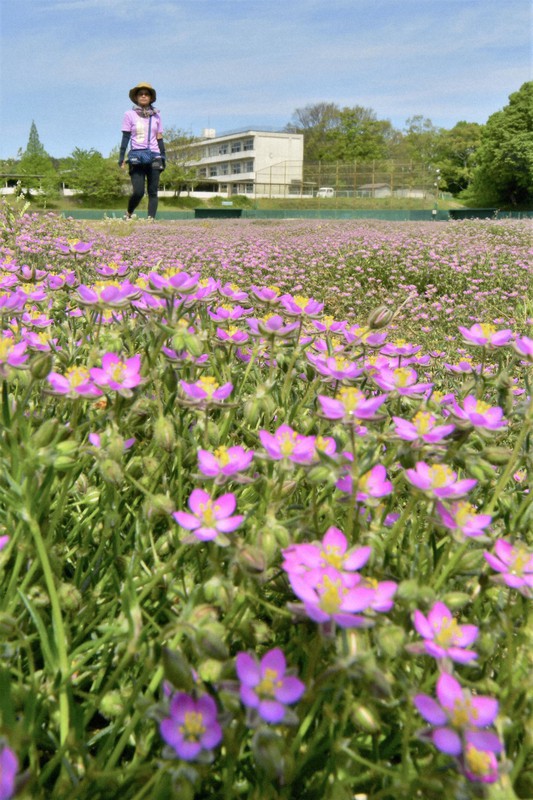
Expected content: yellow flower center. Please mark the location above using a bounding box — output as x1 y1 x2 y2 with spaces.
320 545 343 570
479 323 496 338
454 501 474 526
214 446 231 466
333 356 351 371
256 668 282 698
267 285 281 295
293 295 310 309
465 745 493 777
393 367 412 387
163 267 184 279
428 465 455 488
110 362 126 381
433 617 460 648
180 711 206 742
0 337 14 359
450 696 477 728
510 546 529 576
314 436 330 453
279 431 298 456
474 400 491 414
198 500 218 526
65 366 90 387
413 411 434 434
94 280 120 298
337 387 364 413
198 376 219 397
318 574 343 614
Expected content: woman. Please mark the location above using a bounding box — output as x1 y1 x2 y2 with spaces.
118 82 166 219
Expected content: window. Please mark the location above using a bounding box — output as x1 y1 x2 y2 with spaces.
232 163 241 174
198 167 207 178
243 138 254 151
209 166 218 177
219 163 229 175
231 141 242 153
218 144 228 155
244 160 254 173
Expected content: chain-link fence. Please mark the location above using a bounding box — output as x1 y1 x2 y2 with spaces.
254 160 439 199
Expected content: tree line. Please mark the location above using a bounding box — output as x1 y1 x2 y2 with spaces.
1 81 531 208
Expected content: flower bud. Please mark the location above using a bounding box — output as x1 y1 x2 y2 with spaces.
53 455 76 472
196 629 229 661
483 447 513 465
351 704 381 732
153 416 176 451
375 625 406 658
143 493 175 520
197 658 223 682
33 418 59 448
162 647 194 692
58 582 82 612
238 545 266 573
30 353 54 380
442 591 471 611
367 304 394 330
100 691 125 719
98 459 124 485
243 398 260 426
183 333 204 357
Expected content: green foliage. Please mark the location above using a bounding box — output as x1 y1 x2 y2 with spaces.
67 148 126 205
435 121 483 194
467 82 533 208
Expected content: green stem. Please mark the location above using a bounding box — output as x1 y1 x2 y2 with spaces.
483 397 532 515
26 514 70 749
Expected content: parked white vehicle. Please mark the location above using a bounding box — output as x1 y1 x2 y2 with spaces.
316 187 335 198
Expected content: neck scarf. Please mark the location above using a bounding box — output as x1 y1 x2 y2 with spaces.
132 105 159 118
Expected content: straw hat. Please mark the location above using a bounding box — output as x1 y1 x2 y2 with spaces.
129 82 157 104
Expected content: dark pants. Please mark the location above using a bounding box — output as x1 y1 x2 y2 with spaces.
128 160 162 218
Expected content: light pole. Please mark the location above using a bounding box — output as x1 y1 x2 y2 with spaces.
432 168 441 219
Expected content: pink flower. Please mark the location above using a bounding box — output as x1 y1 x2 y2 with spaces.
392 411 455 444
405 462 477 499
215 326 249 344
208 304 252 323
458 323 513 348
288 566 376 628
412 602 478 663
0 744 19 800
90 353 142 395
236 648 305 723
219 282 249 302
179 377 233 406
484 539 533 596
160 692 222 761
247 314 299 338
436 501 492 538
147 269 199 295
282 527 371 577
47 366 103 398
279 294 324 317
250 285 282 305
308 353 363 381
414 673 502 782
259 424 315 464
355 464 393 504
77 281 140 307
198 446 253 478
372 366 433 396
0 535 9 551
318 387 387 422
514 334 533 361
0 336 28 370
449 395 506 430
173 488 244 542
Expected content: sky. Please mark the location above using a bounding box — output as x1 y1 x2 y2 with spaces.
0 0 531 160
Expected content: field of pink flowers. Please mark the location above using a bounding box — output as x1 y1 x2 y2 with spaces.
0 199 531 799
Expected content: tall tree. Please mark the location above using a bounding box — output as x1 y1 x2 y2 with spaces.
17 121 58 200
401 115 443 166
435 121 483 194
467 82 533 207
23 121 47 158
327 106 393 162
163 127 202 196
67 148 125 205
286 102 341 162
